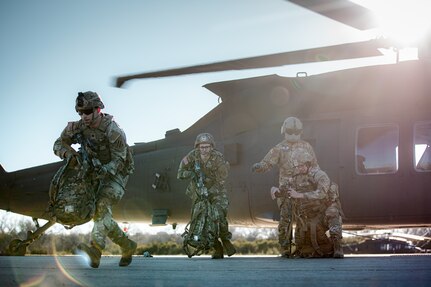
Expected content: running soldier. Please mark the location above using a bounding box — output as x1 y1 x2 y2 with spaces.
53 91 136 268
178 133 236 259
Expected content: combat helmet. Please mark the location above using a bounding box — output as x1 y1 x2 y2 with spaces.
281 117 303 142
75 91 105 112
281 117 303 135
291 148 314 167
194 133 215 148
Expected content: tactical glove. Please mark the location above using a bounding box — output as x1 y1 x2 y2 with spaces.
199 186 208 197
97 165 109 179
64 149 79 165
64 149 78 159
251 162 263 173
181 170 196 180
270 186 280 200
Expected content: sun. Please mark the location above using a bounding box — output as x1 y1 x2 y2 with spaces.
354 0 431 47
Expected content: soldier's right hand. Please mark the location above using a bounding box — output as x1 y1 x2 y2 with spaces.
270 186 280 200
64 150 79 165
200 186 208 197
251 163 262 173
182 170 196 180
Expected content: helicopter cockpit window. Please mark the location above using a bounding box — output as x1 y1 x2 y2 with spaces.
414 121 431 172
356 125 399 175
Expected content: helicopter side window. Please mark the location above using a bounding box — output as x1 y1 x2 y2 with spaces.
414 121 431 172
356 125 399 175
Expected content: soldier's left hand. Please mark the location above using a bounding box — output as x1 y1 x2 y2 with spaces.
287 188 303 199
97 165 109 179
251 163 262 173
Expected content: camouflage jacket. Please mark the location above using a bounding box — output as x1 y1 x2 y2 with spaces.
177 149 229 199
53 113 133 181
257 139 319 186
292 167 331 200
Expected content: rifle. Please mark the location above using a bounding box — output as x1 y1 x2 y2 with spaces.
194 161 208 198
73 133 102 178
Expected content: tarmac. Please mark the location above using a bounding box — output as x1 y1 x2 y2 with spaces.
0 254 430 287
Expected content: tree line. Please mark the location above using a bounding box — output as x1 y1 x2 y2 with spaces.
0 219 285 256
1 214 429 255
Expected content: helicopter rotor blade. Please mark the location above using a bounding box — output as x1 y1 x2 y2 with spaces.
115 39 387 87
287 0 378 30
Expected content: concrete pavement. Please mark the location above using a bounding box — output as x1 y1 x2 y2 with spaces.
0 254 430 287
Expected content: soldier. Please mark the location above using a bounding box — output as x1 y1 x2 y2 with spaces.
251 117 319 257
53 91 136 268
276 148 344 258
177 133 236 259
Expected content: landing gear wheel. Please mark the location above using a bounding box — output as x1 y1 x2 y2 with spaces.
8 239 27 256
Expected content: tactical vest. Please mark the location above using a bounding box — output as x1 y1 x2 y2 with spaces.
293 174 326 220
279 144 296 177
188 149 227 194
80 118 112 165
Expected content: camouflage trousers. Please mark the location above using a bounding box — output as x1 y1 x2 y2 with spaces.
192 192 232 241
325 202 343 239
276 197 295 256
91 177 128 250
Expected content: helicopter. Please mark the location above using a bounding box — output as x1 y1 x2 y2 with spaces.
112 0 431 229
1 0 430 254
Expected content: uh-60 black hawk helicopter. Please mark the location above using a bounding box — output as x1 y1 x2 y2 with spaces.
1 0 430 255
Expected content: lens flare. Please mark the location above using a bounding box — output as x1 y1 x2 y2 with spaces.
51 238 87 286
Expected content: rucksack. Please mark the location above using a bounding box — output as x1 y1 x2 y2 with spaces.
294 215 333 258
47 157 97 228
182 199 219 258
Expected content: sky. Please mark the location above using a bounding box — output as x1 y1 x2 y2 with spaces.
0 0 430 233
0 0 376 172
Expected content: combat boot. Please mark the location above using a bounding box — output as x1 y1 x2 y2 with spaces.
280 244 293 258
212 239 224 259
280 249 290 258
332 237 344 259
77 243 102 268
118 237 137 267
222 239 236 257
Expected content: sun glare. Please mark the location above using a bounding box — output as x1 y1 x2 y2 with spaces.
355 0 431 47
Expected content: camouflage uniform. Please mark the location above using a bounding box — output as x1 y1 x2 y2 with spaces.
178 133 235 258
53 91 136 268
255 139 319 186
290 166 343 258
253 139 319 256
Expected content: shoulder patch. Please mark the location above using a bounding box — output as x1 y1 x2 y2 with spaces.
65 121 76 132
181 156 190 165
64 121 81 137
105 119 126 144
213 149 224 158
109 129 121 143
313 169 330 185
